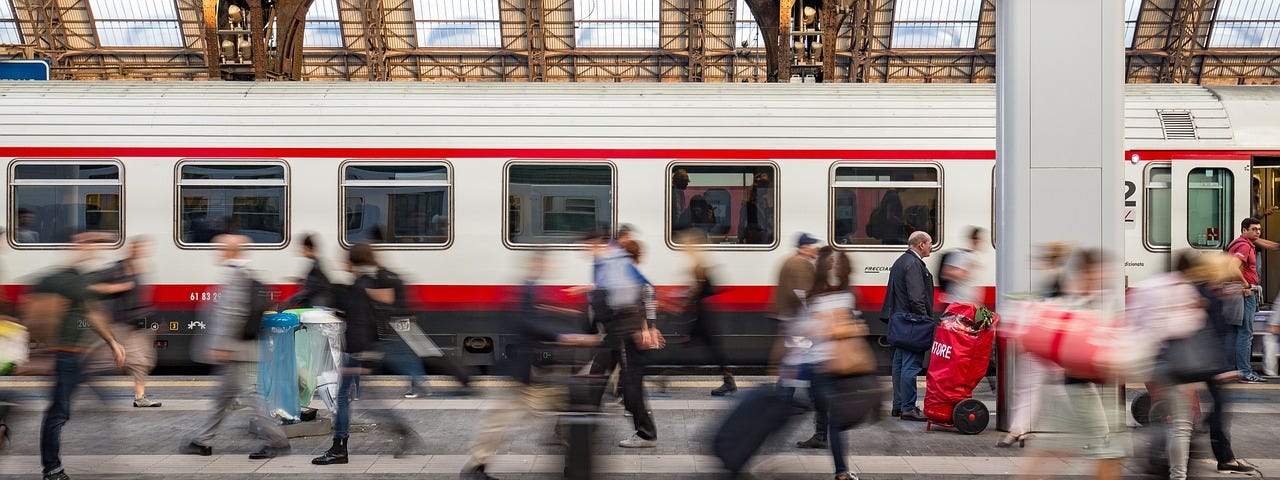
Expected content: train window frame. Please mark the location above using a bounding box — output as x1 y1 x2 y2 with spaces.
338 160 454 250
1185 166 1235 250
502 160 617 250
174 159 290 250
665 161 780 251
827 162 944 252
1143 162 1172 252
8 159 125 249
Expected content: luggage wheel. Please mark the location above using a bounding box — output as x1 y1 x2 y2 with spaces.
951 398 989 435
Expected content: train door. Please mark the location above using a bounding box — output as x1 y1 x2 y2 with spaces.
1255 158 1280 305
1169 160 1250 255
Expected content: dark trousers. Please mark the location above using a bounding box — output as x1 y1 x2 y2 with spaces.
41 351 82 475
1205 378 1236 464
686 310 730 373
780 368 847 474
591 333 657 440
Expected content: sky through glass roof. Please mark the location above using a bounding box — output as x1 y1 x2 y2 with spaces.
87 0 183 47
890 0 982 49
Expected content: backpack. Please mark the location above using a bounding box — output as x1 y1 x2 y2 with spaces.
239 275 272 340
935 250 959 295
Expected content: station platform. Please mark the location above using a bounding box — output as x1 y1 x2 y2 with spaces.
1 375 1278 479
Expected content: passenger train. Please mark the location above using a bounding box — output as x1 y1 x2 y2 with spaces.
1 82 1278 368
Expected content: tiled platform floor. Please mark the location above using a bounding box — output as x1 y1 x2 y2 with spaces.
0 375 1277 479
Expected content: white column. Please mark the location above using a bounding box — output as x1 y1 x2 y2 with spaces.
995 0 1125 431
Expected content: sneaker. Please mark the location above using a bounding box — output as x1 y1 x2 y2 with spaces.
403 391 419 399
133 396 162 408
1240 374 1267 384
1218 460 1257 474
42 471 71 480
834 472 860 480
617 434 657 448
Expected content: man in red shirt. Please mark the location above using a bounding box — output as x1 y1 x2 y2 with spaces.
1228 217 1267 383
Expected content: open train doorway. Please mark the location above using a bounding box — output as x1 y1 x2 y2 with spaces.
1256 157 1280 307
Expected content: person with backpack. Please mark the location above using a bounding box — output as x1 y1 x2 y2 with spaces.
939 227 985 306
81 236 163 408
38 232 127 480
179 234 290 460
313 243 423 465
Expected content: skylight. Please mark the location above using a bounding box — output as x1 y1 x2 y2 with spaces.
890 0 982 49
87 0 183 47
735 0 763 49
0 0 19 45
413 0 501 48
1125 0 1142 47
304 0 342 48
1210 0 1280 48
575 0 659 48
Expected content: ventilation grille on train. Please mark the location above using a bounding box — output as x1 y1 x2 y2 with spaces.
1158 111 1197 140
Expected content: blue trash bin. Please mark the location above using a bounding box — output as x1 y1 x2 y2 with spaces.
259 312 301 424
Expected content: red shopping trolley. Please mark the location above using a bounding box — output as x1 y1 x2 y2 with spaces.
924 303 998 435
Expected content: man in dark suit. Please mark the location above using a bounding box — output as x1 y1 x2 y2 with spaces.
882 231 935 422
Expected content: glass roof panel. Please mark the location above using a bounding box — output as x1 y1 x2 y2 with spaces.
890 0 982 49
1211 0 1280 48
575 0 659 48
0 0 19 45
413 0 501 48
88 0 183 47
1125 0 1141 47
304 0 342 48
735 0 764 49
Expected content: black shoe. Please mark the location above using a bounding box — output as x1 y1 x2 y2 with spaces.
249 445 288 459
462 464 499 480
891 408 902 417
711 374 738 396
313 438 349 465
179 442 213 456
42 471 71 480
1218 460 1257 474
796 434 828 449
899 410 927 422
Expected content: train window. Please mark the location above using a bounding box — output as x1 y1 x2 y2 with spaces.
830 165 941 248
341 163 451 246
10 162 122 246
1145 165 1171 249
177 162 287 246
1187 167 1234 249
669 164 777 247
506 163 614 246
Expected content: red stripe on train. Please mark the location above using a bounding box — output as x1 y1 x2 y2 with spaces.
0 284 996 313
1 146 1276 162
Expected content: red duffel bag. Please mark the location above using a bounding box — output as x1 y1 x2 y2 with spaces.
999 300 1152 383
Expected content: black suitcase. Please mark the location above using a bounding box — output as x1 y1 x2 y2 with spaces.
713 386 794 473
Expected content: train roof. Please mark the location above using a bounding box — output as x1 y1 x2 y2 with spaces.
0 82 1276 153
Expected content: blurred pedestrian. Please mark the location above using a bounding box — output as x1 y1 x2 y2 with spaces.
673 229 735 396
580 229 658 448
883 231 934 422
1192 252 1258 474
180 234 290 460
1226 218 1266 383
1016 248 1125 480
283 233 332 309
998 242 1071 448
313 243 422 466
781 246 861 480
461 252 599 480
82 236 162 407
940 227 985 306
40 232 127 480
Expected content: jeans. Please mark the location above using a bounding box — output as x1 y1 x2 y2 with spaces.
335 341 419 440
379 338 426 393
780 367 847 474
334 354 358 439
891 347 924 412
1234 292 1258 376
41 351 82 475
1162 383 1193 480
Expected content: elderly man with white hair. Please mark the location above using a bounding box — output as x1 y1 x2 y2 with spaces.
881 231 936 422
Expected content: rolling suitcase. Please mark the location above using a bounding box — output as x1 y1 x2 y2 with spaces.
713 385 793 473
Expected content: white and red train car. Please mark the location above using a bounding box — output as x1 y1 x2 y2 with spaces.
0 82 1277 367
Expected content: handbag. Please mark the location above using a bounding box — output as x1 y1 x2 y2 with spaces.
886 312 935 353
1157 325 1220 384
634 321 666 350
819 309 877 376
1000 299 1153 383
825 375 886 431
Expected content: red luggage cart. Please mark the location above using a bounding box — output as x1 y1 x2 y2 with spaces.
924 303 999 435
